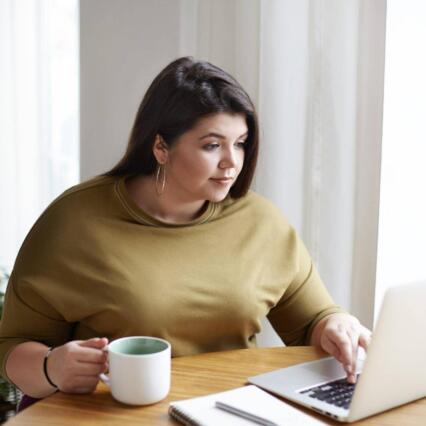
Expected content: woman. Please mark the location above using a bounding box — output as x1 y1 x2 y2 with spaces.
0 57 370 399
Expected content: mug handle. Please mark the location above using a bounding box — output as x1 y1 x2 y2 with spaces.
99 373 110 386
99 345 110 385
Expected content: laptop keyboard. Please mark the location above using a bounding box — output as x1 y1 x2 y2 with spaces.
299 375 360 410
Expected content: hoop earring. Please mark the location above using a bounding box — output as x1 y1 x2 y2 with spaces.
155 164 166 196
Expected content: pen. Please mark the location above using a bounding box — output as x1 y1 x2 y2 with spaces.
215 401 279 426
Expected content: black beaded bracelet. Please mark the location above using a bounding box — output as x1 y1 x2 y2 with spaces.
43 347 58 389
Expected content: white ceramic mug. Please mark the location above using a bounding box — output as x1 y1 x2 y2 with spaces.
100 336 171 405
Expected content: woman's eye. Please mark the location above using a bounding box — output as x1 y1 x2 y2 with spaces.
236 141 246 148
203 143 220 151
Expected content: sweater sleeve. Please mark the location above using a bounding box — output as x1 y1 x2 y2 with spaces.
267 234 346 346
0 185 100 384
0 274 72 383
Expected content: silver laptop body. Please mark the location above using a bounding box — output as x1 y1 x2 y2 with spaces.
249 281 426 422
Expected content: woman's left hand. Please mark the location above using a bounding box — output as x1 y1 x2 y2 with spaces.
310 313 372 383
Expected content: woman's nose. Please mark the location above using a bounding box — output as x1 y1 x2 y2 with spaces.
219 148 238 169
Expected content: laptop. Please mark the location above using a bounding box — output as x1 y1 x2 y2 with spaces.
249 281 426 422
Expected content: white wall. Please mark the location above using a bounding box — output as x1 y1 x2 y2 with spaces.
80 0 181 179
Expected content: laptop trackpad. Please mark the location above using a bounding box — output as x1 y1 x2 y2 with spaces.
302 357 345 377
256 357 347 392
302 354 364 375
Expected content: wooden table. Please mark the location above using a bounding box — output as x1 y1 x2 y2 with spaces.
6 347 426 425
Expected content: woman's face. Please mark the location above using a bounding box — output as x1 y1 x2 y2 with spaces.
163 113 248 203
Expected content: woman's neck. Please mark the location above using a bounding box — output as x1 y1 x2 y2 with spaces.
125 175 207 224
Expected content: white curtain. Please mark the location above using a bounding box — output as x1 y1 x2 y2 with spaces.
0 0 79 271
179 0 386 333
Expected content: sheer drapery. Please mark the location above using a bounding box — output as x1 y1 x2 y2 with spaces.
0 0 79 271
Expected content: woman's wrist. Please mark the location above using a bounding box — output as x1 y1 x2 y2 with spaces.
5 342 60 398
309 314 332 346
43 347 58 390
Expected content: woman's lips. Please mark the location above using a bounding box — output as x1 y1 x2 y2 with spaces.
210 177 234 185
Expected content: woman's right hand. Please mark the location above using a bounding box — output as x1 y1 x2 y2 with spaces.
47 337 109 394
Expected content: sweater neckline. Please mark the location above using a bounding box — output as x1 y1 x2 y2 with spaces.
115 176 220 227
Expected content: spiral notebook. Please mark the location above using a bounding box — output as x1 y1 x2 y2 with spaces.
169 385 327 426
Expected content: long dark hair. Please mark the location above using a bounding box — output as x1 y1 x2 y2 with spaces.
105 56 259 198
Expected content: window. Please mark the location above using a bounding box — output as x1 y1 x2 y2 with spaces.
375 0 426 317
0 0 79 271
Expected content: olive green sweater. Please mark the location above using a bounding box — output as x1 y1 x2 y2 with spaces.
0 176 343 381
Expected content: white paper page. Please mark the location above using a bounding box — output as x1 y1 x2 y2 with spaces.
169 385 327 426
215 385 327 426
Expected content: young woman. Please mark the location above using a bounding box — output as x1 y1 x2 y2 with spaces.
0 57 370 399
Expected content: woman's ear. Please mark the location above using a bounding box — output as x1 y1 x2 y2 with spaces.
152 134 169 165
